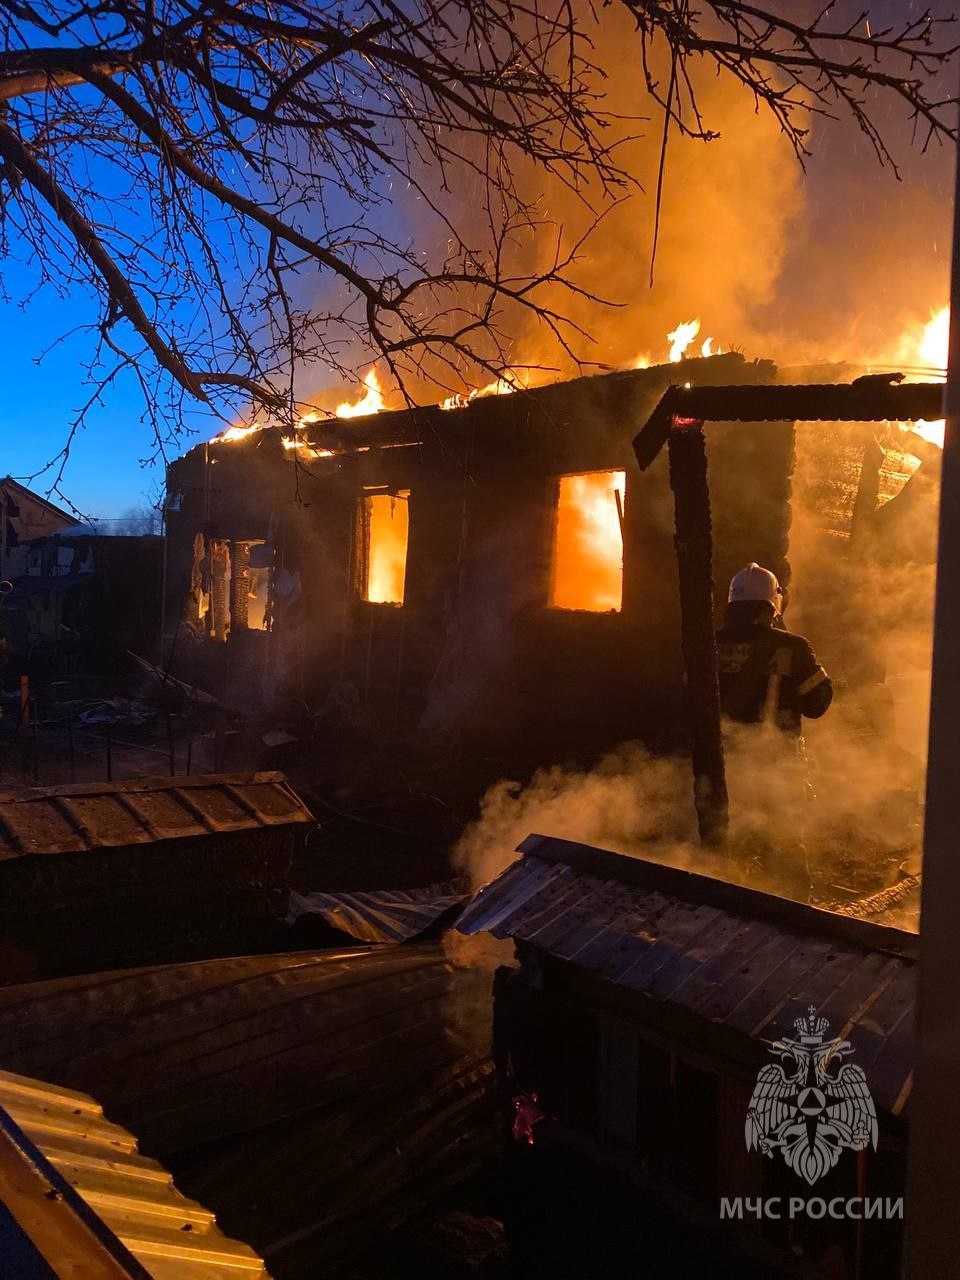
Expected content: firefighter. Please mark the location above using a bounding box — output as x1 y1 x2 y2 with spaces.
717 564 832 899
716 563 832 733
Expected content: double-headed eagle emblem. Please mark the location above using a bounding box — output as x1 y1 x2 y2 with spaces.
746 1007 877 1186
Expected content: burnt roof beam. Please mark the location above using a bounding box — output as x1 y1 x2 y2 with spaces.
633 380 945 470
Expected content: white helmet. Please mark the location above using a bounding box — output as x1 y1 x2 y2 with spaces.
728 563 782 613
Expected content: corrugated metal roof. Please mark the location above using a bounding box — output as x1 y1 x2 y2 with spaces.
457 834 916 1116
0 772 312 860
286 880 469 943
0 1069 269 1279
0 944 490 1156
0 945 495 1278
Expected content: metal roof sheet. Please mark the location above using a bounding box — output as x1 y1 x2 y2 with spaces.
457 835 916 1116
0 772 312 860
286 880 469 943
0 1069 269 1279
0 946 495 1278
0 944 487 1155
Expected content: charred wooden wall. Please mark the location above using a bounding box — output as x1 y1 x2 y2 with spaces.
164 354 793 777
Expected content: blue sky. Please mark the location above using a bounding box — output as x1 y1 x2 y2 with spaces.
1 281 219 519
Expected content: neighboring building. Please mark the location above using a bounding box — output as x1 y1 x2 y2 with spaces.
2 530 163 677
0 476 80 581
0 940 496 1280
0 770 312 981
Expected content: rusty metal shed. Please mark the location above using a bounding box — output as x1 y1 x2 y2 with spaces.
0 1068 269 1278
0 772 313 982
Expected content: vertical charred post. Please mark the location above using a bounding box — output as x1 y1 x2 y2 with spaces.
667 419 729 847
230 540 251 631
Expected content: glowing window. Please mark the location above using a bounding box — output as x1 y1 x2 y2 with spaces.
359 489 410 605
550 471 625 612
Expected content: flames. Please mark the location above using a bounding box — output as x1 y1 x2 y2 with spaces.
335 368 386 419
362 490 410 604
550 471 625 612
211 423 265 444
211 313 729 447
895 305 949 448
439 373 524 411
211 306 948 452
918 307 949 373
211 367 389 447
436 319 723 409
632 318 720 370
667 319 702 362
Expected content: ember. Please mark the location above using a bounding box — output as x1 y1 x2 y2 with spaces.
512 1091 544 1145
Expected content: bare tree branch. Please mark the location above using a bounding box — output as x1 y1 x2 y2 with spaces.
0 0 955 494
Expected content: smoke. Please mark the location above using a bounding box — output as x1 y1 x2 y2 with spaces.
527 22 806 371
491 1 951 374
452 423 937 920
452 743 699 890
452 724 926 915
293 2 951 413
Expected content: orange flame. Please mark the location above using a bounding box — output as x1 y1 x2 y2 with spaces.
211 422 265 444
632 319 719 369
363 491 409 604
281 436 335 457
336 369 386 418
896 305 948 448
439 373 523 411
668 318 701 362
550 471 625 612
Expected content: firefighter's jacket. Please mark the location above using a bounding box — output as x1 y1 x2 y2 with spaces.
716 606 832 735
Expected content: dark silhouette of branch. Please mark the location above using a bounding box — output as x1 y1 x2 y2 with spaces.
624 3 958 173
0 0 955 495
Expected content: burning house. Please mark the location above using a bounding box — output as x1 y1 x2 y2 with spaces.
163 352 942 840
164 353 799 779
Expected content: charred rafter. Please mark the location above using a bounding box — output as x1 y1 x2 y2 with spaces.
633 380 946 470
